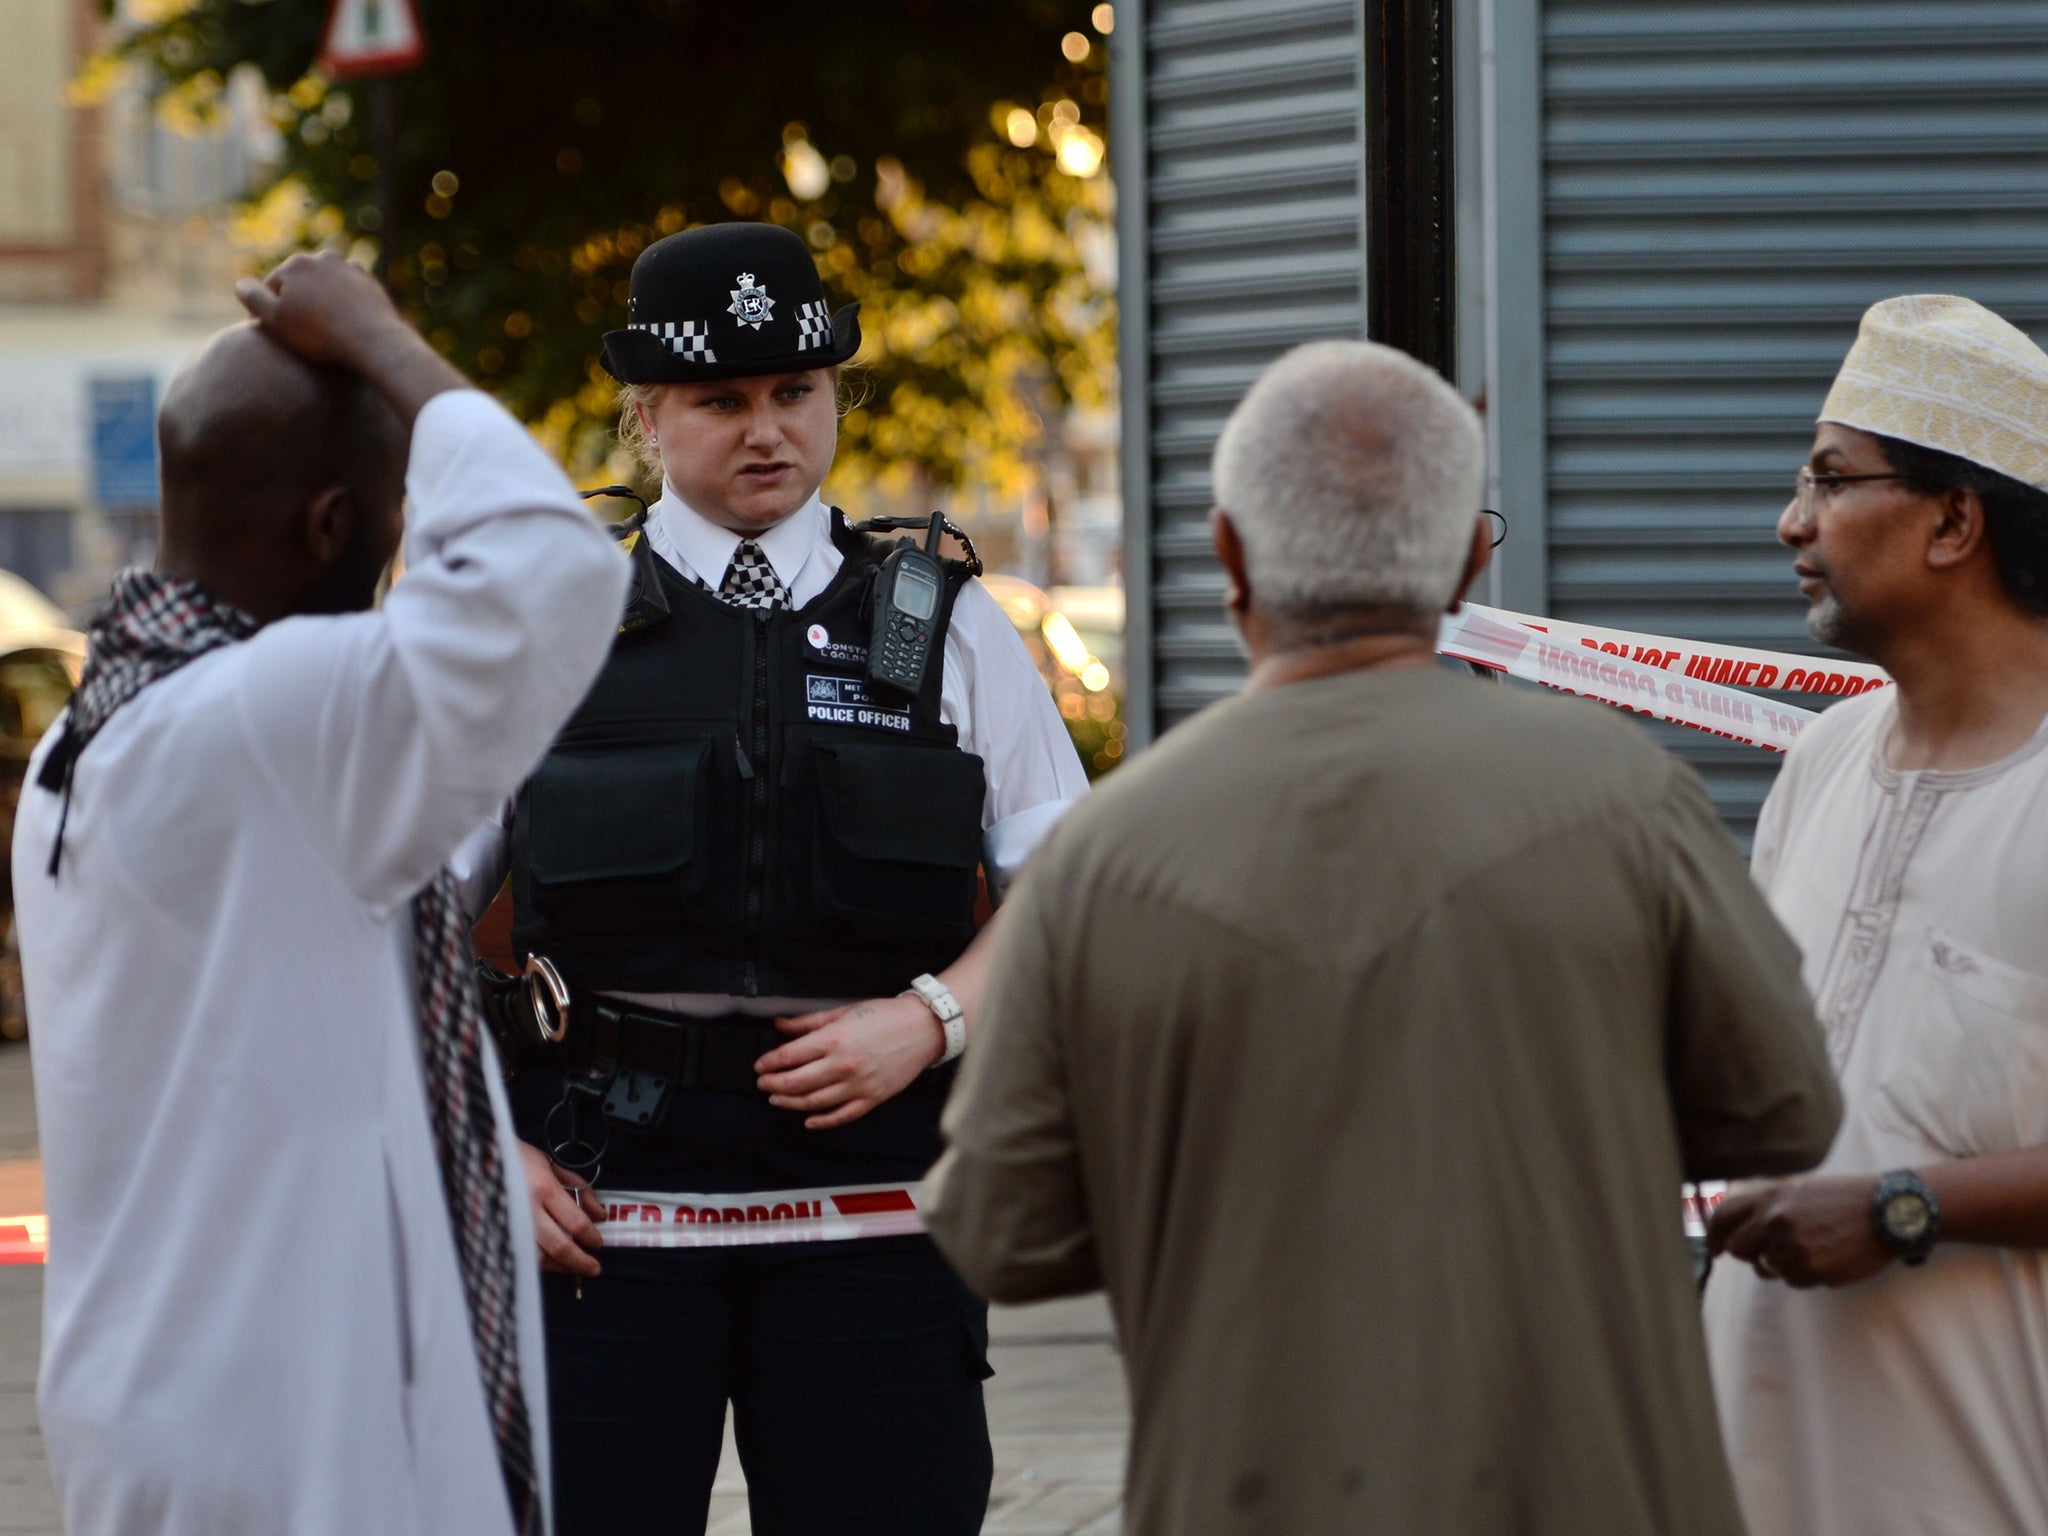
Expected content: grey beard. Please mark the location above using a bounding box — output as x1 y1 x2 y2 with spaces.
1805 593 1881 661
1804 594 1846 647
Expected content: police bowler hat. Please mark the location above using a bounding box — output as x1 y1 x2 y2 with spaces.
600 222 862 384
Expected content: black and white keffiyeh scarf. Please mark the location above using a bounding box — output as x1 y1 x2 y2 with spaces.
37 567 260 874
38 568 541 1534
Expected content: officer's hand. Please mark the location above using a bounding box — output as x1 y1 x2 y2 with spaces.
758 997 947 1130
516 1139 604 1277
1707 1175 1891 1289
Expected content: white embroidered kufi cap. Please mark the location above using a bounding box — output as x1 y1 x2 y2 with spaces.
1821 294 2048 491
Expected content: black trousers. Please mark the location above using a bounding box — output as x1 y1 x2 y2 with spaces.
542 1238 992 1536
516 1073 994 1536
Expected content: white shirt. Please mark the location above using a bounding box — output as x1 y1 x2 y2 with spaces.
14 391 628 1536
1703 691 2048 1536
453 483 1088 1016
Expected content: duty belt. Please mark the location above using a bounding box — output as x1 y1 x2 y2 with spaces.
562 999 786 1121
477 960 782 1113
547 1002 784 1189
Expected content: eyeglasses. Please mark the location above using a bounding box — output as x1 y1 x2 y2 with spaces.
1790 468 1908 525
1481 509 1507 549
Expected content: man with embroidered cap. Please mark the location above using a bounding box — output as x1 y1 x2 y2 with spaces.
453 220 1087 1534
1703 294 2048 1536
14 252 627 1536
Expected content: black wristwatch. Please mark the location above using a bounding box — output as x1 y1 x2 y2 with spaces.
1871 1169 1941 1267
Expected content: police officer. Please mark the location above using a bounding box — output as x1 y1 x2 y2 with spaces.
484 221 1088 1534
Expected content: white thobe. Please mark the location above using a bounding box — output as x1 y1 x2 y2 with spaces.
1703 690 2048 1536
14 390 628 1536
452 482 1090 1019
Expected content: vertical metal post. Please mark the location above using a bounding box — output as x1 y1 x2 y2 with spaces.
1482 0 1548 613
1111 0 1156 750
1363 0 1457 375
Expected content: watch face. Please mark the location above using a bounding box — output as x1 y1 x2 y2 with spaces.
1886 1192 1933 1243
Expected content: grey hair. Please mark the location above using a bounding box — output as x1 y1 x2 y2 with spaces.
1212 339 1485 617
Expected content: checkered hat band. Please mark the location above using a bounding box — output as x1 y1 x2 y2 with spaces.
630 320 716 362
796 300 832 352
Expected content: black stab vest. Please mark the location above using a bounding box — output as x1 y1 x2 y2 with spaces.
508 512 985 1001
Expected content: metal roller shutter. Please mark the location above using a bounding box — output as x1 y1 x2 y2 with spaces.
1540 0 2048 840
1117 0 1367 737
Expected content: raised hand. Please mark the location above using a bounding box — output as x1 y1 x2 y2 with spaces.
234 252 407 370
234 251 465 419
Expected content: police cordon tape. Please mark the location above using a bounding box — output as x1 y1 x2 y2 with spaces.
1437 605 1890 755
0 1213 46 1265
1684 1183 1729 1236
591 1181 927 1249
0 609 1871 1270
0 1183 1740 1263
1461 603 1892 697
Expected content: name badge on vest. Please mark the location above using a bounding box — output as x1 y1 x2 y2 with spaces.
804 621 867 667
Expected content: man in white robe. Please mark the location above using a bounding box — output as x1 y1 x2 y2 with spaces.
12 253 626 1535
1704 295 2048 1535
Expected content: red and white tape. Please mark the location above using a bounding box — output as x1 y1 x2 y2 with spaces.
1462 603 1890 697
1683 1183 1729 1237
0 1213 46 1265
1440 607 1821 754
0 617 1871 1270
593 1181 927 1249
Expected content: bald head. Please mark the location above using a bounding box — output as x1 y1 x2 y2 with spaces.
157 324 408 620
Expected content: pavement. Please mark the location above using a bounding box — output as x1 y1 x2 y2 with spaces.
0 1039 1129 1534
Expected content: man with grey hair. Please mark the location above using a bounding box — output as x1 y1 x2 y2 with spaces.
924 339 1839 1535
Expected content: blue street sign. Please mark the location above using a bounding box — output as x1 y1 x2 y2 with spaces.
88 374 159 509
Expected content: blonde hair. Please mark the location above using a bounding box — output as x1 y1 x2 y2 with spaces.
616 382 665 480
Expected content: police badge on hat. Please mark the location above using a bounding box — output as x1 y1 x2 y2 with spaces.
728 273 775 330
601 223 861 384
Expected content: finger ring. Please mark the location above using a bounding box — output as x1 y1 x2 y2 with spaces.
1755 1254 1779 1279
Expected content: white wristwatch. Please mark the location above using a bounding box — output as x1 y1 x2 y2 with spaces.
902 973 966 1066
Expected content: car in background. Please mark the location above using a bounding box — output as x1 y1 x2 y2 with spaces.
0 572 84 1039
981 574 1128 777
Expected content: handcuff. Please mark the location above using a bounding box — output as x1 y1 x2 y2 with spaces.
521 953 570 1046
515 953 607 1192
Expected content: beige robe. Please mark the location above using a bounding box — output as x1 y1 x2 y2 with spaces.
1704 691 2048 1536
926 664 1839 1536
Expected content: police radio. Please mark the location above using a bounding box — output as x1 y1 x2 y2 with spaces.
865 512 948 703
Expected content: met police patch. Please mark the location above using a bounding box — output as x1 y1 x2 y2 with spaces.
804 675 911 732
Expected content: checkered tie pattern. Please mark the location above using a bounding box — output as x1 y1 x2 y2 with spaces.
719 540 791 611
39 569 541 1534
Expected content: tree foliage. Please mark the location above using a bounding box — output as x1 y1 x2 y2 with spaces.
100 0 1115 498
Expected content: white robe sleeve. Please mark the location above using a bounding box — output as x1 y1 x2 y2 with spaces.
449 808 513 926
235 389 627 912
